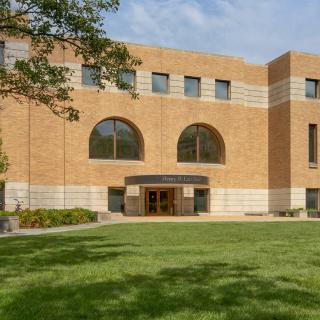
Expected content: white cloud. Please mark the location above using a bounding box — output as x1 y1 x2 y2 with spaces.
106 0 320 64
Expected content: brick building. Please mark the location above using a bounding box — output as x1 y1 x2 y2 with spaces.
1 39 320 215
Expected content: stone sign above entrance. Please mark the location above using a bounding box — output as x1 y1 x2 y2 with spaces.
125 174 209 186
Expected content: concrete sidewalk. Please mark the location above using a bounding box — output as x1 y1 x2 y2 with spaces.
1 215 319 238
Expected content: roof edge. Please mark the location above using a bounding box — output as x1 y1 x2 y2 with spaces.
122 41 320 67
124 41 245 62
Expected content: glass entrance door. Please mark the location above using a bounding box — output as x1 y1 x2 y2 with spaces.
148 190 158 214
146 189 172 215
159 190 169 213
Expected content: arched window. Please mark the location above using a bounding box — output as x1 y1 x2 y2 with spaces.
89 119 141 160
177 125 223 164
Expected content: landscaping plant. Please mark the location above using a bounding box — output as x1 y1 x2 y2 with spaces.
0 208 97 228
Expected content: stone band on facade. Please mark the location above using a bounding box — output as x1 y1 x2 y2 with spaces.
3 182 307 215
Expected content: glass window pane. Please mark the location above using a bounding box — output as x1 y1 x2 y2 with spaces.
306 80 317 98
152 73 168 93
89 120 114 159
194 189 207 212
309 124 317 163
108 188 125 213
115 120 140 160
121 71 135 87
82 66 99 86
216 80 230 100
0 42 4 65
178 125 197 162
0 182 4 211
306 189 318 209
148 191 157 213
184 77 200 97
199 126 221 163
160 191 169 213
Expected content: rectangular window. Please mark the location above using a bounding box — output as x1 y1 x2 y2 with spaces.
152 73 169 93
184 76 200 97
215 80 230 100
120 71 135 88
194 189 208 213
306 79 318 98
0 182 4 211
306 189 319 210
82 65 99 86
108 188 125 213
0 42 4 65
309 124 317 165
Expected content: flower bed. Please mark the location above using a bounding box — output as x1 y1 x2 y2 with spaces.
0 208 97 228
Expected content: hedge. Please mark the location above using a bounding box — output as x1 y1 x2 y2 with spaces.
0 208 97 228
0 211 14 217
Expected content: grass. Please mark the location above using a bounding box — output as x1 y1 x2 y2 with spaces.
1 222 320 319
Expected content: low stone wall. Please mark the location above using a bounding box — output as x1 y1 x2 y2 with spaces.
0 216 19 232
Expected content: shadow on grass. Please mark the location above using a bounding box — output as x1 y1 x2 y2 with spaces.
0 235 139 279
2 262 319 320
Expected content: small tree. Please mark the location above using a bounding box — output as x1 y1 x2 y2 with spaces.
0 135 9 190
0 0 142 121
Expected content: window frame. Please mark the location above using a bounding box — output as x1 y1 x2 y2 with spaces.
0 181 5 211
177 125 222 164
184 76 201 98
306 188 319 210
108 187 125 213
152 72 169 94
194 188 209 213
82 64 100 87
215 79 231 100
306 79 319 99
120 71 136 89
309 124 317 167
89 119 142 161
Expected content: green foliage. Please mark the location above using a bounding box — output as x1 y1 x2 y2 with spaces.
285 208 302 217
0 211 14 216
0 208 97 227
0 135 9 187
307 209 319 218
0 0 142 121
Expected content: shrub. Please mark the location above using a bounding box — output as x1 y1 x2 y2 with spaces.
285 208 302 217
0 211 16 217
307 209 319 218
16 208 97 228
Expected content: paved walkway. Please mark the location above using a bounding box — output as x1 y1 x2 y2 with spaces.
1 215 319 238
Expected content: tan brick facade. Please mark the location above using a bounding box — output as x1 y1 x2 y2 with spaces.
1 41 320 214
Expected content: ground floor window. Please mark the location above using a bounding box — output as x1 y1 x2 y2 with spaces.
194 189 208 213
0 182 4 211
108 188 125 213
306 189 319 210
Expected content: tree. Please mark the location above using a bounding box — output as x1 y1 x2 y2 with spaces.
0 135 9 190
0 0 142 121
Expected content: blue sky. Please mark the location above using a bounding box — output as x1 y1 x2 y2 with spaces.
105 0 320 64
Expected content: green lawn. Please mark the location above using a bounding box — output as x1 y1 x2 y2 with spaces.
1 222 320 319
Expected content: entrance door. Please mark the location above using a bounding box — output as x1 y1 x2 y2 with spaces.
146 189 173 215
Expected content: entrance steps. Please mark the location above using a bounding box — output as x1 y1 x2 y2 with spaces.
180 213 210 217
109 213 127 220
96 212 127 222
